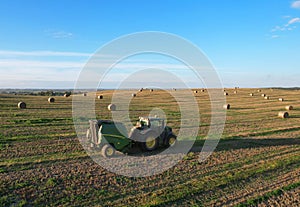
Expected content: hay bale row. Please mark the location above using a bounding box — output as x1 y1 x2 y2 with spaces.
18 96 61 108
16 89 296 122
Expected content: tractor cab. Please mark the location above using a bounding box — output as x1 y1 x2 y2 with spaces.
138 117 165 128
136 117 167 140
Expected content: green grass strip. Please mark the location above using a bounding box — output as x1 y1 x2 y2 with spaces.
235 181 300 207
140 155 300 207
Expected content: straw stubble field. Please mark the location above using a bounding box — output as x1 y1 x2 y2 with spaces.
0 88 300 206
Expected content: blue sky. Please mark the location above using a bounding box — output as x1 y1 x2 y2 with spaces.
1 0 300 88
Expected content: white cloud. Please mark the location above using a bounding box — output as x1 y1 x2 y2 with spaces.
0 55 197 88
2 67 80 82
51 31 73 39
271 26 282 32
271 26 289 32
271 35 280 39
291 1 300 9
44 29 73 39
288 17 300 25
0 50 121 61
0 50 91 57
0 59 84 68
270 17 300 35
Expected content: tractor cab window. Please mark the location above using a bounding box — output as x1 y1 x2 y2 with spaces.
140 119 149 127
150 119 164 128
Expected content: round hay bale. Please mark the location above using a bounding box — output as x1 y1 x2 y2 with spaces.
264 96 270 100
234 91 237 94
279 98 284 102
64 93 70 97
201 89 205 92
261 94 266 97
139 88 143 92
250 93 254 96
83 93 87 97
48 97 55 103
194 90 198 94
18 102 26 109
108 104 116 111
150 89 153 92
223 104 230 109
98 95 103 99
132 93 136 97
285 105 293 110
257 89 261 92
224 92 228 96
278 111 289 118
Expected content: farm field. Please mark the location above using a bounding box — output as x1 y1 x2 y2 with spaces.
0 88 300 206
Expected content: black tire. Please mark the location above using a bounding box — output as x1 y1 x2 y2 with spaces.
101 144 115 158
141 132 159 151
166 135 177 147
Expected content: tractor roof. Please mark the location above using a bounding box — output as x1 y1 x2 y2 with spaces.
139 117 164 121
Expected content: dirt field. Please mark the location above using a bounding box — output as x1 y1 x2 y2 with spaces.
0 88 300 206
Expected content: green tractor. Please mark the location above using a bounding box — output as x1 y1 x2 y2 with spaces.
86 117 177 157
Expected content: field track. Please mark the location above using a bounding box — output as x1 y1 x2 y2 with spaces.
0 88 299 206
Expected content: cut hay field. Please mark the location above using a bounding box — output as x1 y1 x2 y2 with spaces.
0 88 300 206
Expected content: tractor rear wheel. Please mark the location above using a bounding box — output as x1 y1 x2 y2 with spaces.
101 144 115 158
141 133 159 151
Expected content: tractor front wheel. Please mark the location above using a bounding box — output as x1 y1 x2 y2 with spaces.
101 144 115 158
141 133 159 151
166 135 177 147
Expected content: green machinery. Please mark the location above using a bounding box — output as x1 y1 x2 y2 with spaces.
86 117 177 157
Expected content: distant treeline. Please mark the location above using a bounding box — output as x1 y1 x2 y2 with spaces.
35 90 72 96
0 90 73 96
269 87 300 90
